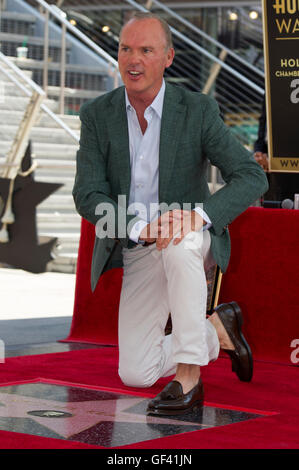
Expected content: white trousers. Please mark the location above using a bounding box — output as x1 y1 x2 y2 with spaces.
118 230 220 388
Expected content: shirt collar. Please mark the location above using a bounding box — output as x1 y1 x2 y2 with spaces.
125 79 165 119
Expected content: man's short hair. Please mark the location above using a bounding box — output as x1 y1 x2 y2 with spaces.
121 12 174 49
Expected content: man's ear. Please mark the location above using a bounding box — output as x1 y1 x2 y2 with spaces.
166 48 175 68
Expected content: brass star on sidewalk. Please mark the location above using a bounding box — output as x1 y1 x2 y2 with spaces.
0 391 204 441
0 382 263 446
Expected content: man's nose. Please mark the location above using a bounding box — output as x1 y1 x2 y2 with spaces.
129 50 142 64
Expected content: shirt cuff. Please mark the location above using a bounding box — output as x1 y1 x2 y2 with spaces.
193 207 212 231
129 219 149 244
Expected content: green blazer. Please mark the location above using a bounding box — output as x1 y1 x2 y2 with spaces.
73 83 268 291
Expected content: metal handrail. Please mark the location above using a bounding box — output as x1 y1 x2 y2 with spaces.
124 0 264 96
25 0 120 112
33 0 119 71
0 50 79 143
0 52 45 96
149 0 265 79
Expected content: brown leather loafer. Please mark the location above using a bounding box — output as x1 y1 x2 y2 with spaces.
215 301 253 382
147 378 204 416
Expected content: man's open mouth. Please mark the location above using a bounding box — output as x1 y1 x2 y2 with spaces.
128 71 142 76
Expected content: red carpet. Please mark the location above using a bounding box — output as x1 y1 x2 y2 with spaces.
0 348 298 449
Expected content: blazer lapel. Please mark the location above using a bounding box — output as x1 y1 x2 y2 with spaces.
159 83 186 204
107 88 131 204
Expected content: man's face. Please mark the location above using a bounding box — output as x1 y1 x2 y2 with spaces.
118 18 174 101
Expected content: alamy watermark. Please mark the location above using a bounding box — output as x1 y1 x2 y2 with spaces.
290 339 299 364
95 196 205 245
0 339 5 364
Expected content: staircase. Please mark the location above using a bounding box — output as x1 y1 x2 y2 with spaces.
0 1 115 273
0 61 79 272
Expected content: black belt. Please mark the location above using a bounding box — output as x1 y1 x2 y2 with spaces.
143 241 156 246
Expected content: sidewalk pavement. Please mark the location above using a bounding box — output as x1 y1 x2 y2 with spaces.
0 267 76 348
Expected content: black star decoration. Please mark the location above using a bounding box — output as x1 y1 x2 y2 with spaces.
0 142 62 273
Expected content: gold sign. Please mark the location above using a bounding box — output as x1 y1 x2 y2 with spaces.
263 0 299 172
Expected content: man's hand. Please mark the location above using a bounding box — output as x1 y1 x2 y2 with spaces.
157 210 205 250
139 210 205 250
139 217 160 244
254 152 269 172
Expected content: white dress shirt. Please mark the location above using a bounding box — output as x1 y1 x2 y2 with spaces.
125 80 211 243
